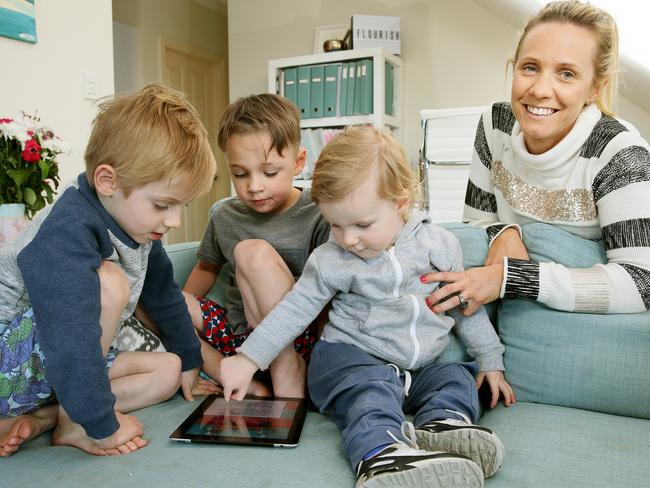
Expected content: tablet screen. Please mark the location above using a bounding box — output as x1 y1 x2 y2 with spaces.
170 394 307 447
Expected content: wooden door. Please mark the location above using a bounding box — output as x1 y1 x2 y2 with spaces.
162 41 229 244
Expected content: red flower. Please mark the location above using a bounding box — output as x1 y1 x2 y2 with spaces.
0 118 13 124
22 139 42 163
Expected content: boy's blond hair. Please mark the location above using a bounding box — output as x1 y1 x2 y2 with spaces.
85 83 216 197
217 93 301 157
311 126 416 211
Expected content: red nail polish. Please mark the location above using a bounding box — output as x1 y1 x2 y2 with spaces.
420 275 427 283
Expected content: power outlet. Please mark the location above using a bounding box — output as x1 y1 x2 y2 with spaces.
83 71 98 100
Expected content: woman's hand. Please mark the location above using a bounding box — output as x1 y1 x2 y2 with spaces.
476 371 516 409
485 227 529 265
422 263 504 316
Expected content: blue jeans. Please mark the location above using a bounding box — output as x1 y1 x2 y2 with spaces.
307 340 479 470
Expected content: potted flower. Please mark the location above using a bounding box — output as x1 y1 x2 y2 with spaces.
0 113 67 244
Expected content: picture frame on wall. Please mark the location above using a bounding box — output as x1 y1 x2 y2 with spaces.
313 24 348 54
0 0 37 44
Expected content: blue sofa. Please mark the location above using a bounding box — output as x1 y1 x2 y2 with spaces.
5 223 650 487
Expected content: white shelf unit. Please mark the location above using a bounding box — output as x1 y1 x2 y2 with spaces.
268 47 402 137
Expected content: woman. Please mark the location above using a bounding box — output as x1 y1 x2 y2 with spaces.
424 0 650 315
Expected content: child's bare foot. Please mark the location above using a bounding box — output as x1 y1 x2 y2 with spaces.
53 408 146 456
0 404 58 457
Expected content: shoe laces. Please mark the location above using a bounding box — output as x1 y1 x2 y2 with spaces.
387 363 412 396
443 409 472 424
387 421 418 449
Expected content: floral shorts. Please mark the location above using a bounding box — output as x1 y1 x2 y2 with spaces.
196 297 317 362
0 308 119 418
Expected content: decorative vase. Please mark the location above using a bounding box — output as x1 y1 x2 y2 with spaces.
0 203 29 247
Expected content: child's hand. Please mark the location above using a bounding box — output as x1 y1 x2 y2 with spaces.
220 354 259 402
180 368 220 401
477 370 516 409
94 412 148 454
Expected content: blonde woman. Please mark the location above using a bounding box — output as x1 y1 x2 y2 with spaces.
425 0 650 316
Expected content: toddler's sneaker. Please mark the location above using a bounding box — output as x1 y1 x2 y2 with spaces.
356 442 483 488
415 416 504 478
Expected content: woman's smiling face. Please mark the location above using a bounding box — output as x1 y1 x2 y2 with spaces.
511 22 602 154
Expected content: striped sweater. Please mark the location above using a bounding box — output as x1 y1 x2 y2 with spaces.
464 102 650 313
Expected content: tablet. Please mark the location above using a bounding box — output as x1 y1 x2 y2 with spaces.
169 394 307 448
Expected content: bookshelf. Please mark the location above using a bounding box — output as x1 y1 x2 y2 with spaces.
268 47 402 136
268 48 402 187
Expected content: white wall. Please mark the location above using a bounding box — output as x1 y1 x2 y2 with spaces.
228 0 650 162
0 0 114 187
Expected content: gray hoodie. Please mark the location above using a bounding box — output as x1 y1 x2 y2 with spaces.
238 211 504 372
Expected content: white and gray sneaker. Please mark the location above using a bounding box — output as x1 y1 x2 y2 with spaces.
415 413 504 478
356 442 484 488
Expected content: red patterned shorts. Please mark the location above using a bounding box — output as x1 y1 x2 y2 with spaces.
195 296 317 361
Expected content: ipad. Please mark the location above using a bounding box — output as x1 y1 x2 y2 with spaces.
170 394 307 448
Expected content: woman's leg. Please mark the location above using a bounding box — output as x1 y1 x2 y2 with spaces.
234 239 305 398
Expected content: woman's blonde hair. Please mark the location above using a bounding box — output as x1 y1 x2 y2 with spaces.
511 0 619 115
311 126 417 214
85 83 216 197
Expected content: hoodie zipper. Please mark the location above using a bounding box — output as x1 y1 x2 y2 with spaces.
387 247 420 369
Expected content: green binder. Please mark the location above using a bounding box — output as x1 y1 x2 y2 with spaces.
385 62 394 116
323 63 339 117
339 62 349 116
353 61 363 115
310 65 324 118
297 65 311 119
283 67 297 108
359 59 373 115
347 61 356 116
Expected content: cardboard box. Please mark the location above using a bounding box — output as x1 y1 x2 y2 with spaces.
351 15 401 54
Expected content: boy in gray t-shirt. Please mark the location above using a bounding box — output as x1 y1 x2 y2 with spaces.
182 94 329 398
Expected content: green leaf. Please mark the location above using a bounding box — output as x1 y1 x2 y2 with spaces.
39 160 49 179
7 168 30 187
24 187 37 206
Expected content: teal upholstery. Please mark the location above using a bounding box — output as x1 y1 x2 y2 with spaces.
6 229 650 487
498 223 650 419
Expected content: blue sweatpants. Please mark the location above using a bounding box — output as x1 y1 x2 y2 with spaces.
307 340 479 470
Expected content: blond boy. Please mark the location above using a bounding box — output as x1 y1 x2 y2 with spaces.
0 84 218 457
182 94 329 398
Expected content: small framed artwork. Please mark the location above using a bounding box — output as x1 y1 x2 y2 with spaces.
0 0 37 44
313 24 348 54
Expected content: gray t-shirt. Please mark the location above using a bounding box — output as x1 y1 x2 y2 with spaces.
197 189 330 332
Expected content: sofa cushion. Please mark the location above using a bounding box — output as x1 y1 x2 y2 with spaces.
499 223 650 419
480 401 650 488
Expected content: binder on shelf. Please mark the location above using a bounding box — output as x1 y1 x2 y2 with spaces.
359 59 373 115
310 65 325 119
385 62 394 116
352 61 364 115
283 67 298 107
339 62 349 116
296 66 311 119
323 63 339 117
347 61 357 117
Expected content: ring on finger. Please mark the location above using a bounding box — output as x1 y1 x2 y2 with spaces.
457 292 469 309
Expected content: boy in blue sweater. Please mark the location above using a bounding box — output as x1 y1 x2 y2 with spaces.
0 84 218 457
